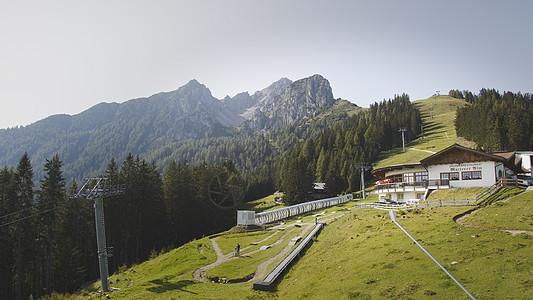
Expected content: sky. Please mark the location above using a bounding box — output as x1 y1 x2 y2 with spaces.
1 0 532 129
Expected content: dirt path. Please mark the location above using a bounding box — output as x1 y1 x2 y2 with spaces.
192 228 297 282
192 211 346 283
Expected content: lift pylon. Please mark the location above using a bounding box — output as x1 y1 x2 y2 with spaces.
73 178 124 293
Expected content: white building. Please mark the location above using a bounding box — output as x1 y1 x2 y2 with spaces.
372 144 523 203
515 151 533 176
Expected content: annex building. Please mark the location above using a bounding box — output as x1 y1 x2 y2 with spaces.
372 144 525 203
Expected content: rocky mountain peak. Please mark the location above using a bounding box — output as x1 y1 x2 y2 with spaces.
246 74 336 130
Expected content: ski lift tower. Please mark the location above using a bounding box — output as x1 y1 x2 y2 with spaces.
355 163 372 199
73 178 124 293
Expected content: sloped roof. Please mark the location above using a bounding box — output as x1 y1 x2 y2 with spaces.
493 151 514 160
420 144 508 166
371 162 423 178
372 144 524 178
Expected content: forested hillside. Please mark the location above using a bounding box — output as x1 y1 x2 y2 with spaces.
453 89 533 151
272 94 421 204
0 152 242 299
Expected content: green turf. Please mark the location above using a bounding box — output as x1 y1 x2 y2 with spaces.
275 203 533 299
215 230 279 256
206 226 305 281
463 190 533 231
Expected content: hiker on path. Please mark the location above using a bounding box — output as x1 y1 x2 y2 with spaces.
235 243 240 256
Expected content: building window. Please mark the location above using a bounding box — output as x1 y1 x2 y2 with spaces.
462 171 482 180
440 172 459 181
416 193 424 199
403 173 414 183
415 172 428 182
397 193 404 200
387 174 403 182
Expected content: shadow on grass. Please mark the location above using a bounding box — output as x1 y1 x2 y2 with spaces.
147 278 198 295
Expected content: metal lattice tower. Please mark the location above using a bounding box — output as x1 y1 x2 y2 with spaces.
73 178 124 293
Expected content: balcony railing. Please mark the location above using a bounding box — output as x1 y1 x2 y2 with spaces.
375 179 450 193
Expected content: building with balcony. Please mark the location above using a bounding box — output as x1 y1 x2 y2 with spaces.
372 144 524 203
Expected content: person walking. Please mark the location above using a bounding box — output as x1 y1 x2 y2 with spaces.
235 243 240 257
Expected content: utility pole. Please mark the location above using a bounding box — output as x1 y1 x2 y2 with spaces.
355 163 371 199
73 178 124 293
399 127 407 152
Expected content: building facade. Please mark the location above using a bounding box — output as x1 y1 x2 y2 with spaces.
372 144 523 203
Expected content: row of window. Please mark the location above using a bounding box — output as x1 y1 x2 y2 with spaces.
386 171 483 182
440 171 482 181
387 172 429 183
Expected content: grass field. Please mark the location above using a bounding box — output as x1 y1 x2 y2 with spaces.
464 190 533 231
61 189 532 299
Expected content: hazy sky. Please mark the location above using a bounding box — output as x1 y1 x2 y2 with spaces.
1 0 532 129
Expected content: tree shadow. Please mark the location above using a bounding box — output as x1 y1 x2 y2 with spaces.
147 278 198 295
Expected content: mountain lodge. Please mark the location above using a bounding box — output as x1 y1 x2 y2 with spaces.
372 144 527 203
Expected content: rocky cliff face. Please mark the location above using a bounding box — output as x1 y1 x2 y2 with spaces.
246 74 336 130
221 77 293 119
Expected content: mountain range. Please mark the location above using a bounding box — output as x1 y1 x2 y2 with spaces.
0 74 356 181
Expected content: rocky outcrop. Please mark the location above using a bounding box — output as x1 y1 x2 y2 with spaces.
246 74 336 130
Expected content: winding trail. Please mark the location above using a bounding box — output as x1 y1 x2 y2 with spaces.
192 228 297 282
192 211 346 283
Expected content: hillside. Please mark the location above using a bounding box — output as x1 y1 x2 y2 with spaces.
63 95 533 299
67 190 533 299
375 95 476 168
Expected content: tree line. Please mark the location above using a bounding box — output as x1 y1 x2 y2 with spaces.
0 153 238 299
271 94 421 204
454 89 533 151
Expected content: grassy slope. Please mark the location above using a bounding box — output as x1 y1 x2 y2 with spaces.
65 96 533 299
376 95 476 168
464 190 533 231
275 198 533 299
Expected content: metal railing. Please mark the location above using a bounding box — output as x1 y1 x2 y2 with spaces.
374 179 450 193
255 194 353 225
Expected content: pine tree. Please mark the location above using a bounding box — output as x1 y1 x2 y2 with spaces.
15 152 36 299
0 167 17 299
37 154 66 295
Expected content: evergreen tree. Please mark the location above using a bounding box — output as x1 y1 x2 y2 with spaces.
37 154 66 295
15 152 36 299
0 167 17 299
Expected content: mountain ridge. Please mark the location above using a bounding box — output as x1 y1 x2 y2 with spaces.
0 74 345 181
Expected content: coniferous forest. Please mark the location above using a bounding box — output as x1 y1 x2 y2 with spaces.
0 95 422 298
0 153 239 299
274 94 420 204
453 89 533 151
